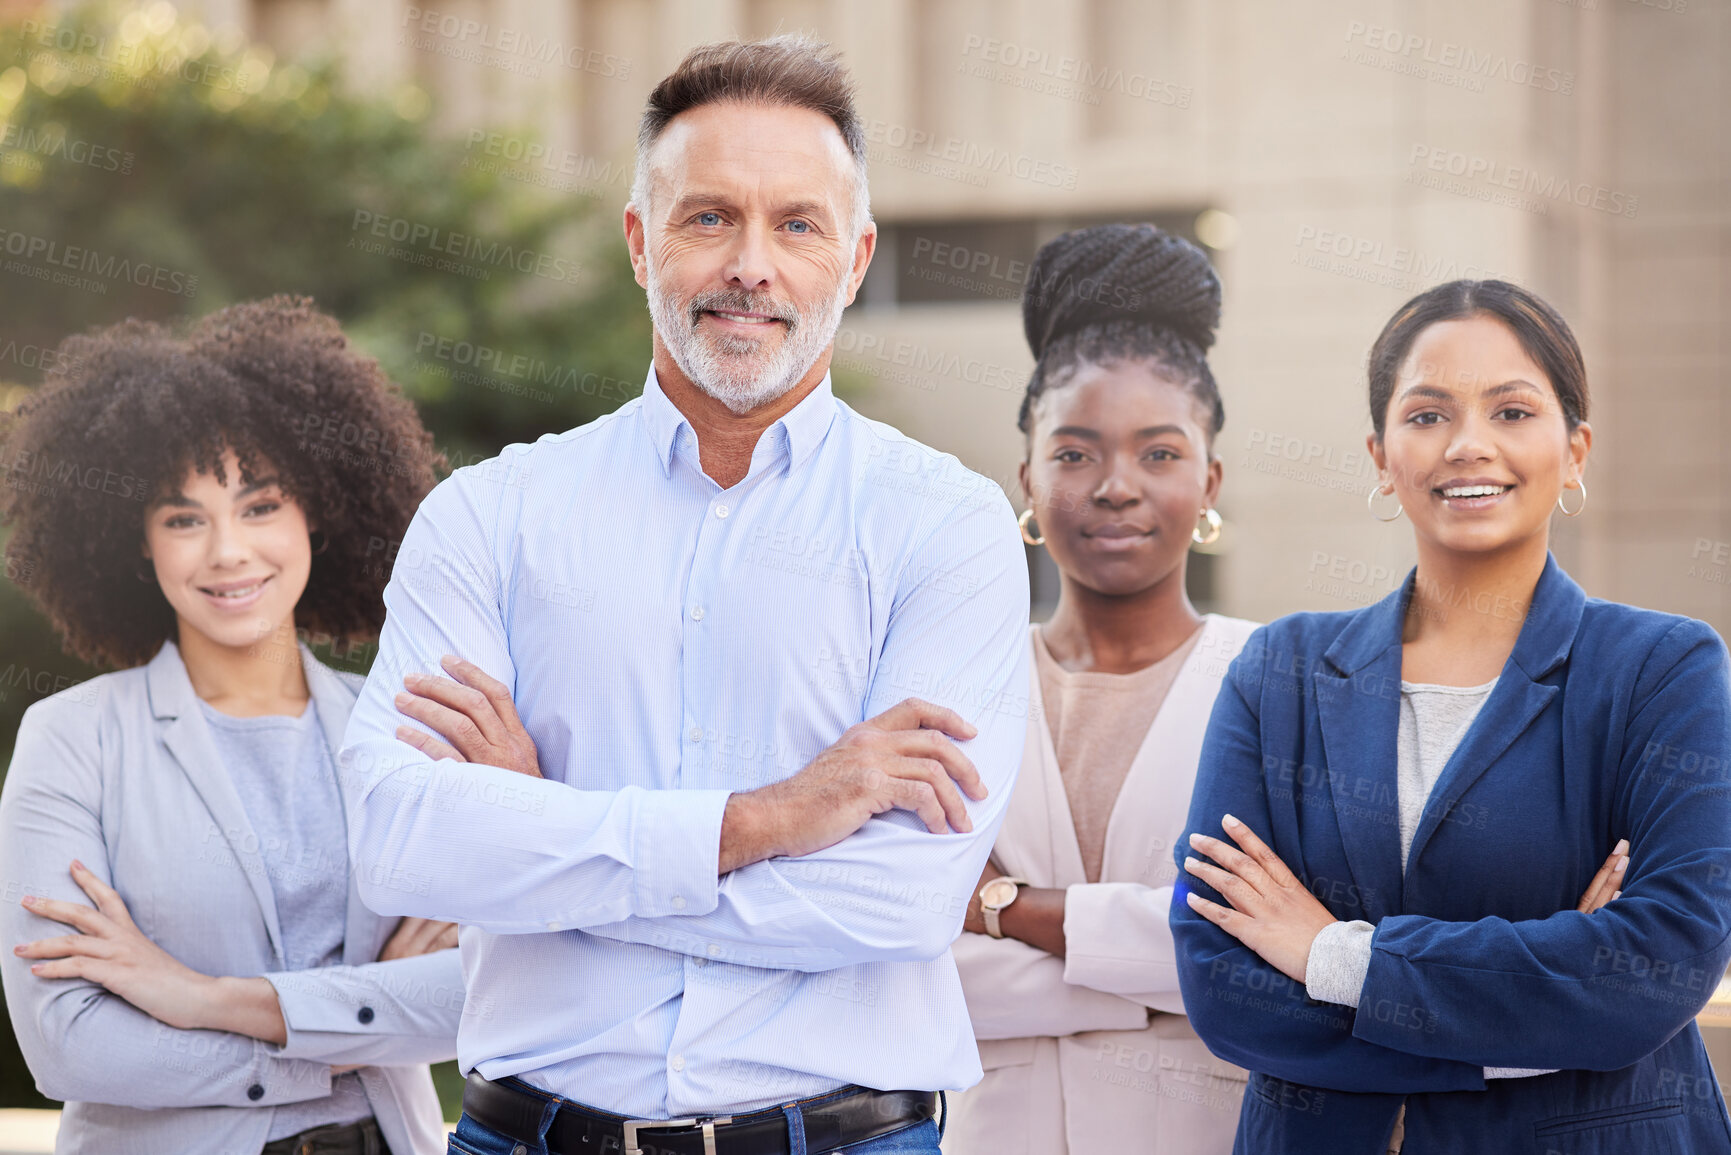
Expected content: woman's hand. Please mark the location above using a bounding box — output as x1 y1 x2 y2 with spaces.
1577 838 1630 913
394 654 542 777
961 861 1004 936
379 917 460 960
1183 815 1338 984
15 861 238 1033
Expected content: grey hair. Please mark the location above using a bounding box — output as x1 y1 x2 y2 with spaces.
628 34 872 243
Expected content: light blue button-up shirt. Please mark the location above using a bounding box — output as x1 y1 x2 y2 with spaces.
338 364 1030 1117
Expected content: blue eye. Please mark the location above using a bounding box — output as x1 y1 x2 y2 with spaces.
696 212 722 226
785 219 812 234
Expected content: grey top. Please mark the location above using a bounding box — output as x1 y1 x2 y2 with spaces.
197 699 373 1141
1305 678 1556 1080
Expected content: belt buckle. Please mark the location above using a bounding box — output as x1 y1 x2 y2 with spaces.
622 1115 733 1155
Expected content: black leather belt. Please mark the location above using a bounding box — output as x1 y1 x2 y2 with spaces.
461 1072 938 1155
260 1117 389 1155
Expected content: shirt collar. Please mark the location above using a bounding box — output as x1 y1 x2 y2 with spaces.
639 362 839 479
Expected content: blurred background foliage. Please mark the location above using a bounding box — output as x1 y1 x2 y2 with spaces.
0 0 654 1112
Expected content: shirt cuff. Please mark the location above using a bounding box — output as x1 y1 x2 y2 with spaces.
632 787 731 919
1485 1066 1561 1078
1304 919 1375 1007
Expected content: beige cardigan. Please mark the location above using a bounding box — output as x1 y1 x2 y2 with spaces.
945 615 1258 1155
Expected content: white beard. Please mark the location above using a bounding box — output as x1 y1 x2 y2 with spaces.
645 253 853 415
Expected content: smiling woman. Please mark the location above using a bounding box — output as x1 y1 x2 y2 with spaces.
0 298 464 1155
1171 281 1731 1154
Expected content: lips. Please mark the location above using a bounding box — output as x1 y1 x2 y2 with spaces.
1082 524 1155 551
704 309 782 326
197 575 272 609
1433 480 1514 510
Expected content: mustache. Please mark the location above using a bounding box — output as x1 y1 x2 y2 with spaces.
686 289 800 332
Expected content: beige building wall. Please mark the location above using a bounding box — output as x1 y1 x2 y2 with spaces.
178 0 1728 632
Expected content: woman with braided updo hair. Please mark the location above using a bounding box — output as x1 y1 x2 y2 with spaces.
945 223 1258 1153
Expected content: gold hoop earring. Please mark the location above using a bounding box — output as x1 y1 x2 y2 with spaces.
1557 479 1587 517
1192 507 1222 546
1367 482 1404 522
1018 508 1045 547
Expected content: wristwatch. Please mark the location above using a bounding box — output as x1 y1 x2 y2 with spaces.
978 876 1029 939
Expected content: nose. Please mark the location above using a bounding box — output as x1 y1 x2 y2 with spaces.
205 514 252 569
1092 452 1140 508
1443 409 1497 465
721 221 776 293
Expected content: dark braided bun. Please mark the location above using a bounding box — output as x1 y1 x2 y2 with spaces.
1017 223 1225 439
1022 223 1221 360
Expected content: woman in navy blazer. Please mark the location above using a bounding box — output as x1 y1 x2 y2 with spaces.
1171 280 1731 1152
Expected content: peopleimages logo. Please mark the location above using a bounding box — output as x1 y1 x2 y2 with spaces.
1343 21 1575 94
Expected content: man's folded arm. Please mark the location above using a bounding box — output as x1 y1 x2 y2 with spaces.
582 486 1032 970
339 469 731 932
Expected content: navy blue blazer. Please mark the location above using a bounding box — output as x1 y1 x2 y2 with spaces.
1172 554 1731 1153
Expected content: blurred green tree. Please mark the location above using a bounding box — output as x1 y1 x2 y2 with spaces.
0 0 650 1112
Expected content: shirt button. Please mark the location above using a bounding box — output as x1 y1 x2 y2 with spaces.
714 504 729 518
690 606 705 621
512 1146 528 1155
688 725 703 743
357 1006 374 1025
246 1083 264 1101
671 895 686 910
671 1055 686 1072
706 943 722 957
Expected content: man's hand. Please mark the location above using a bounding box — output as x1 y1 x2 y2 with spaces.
719 698 986 873
394 654 542 778
379 917 460 960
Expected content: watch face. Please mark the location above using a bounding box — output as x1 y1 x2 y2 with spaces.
981 878 1019 907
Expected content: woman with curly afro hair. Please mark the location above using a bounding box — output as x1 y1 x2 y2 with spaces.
0 297 464 1155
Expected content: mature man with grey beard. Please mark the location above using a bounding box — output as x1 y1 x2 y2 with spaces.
339 34 1030 1155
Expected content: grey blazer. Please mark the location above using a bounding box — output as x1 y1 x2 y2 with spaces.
0 641 464 1155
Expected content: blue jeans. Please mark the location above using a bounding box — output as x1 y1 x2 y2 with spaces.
446 1081 945 1155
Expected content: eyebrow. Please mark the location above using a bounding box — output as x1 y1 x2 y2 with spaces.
155 474 282 510
1397 380 1543 403
1049 424 1190 440
668 194 837 224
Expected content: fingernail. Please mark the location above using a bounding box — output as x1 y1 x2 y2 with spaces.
1188 832 1203 847
1616 855 1629 872
16 897 28 907
394 692 411 707
29 965 40 974
1614 838 1629 855
11 946 20 954
1184 856 1201 872
70 860 84 872
1611 890 1622 901
1185 892 1201 906
1222 814 1242 828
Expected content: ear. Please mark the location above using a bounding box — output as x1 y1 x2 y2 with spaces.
1203 450 1224 510
624 202 649 289
1568 420 1592 484
842 222 878 308
1366 432 1390 484
1017 457 1032 507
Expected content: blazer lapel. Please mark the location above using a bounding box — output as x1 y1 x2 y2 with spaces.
298 648 380 966
1007 630 1088 889
1402 554 1582 876
1313 586 1409 922
1099 615 1228 888
146 642 287 964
